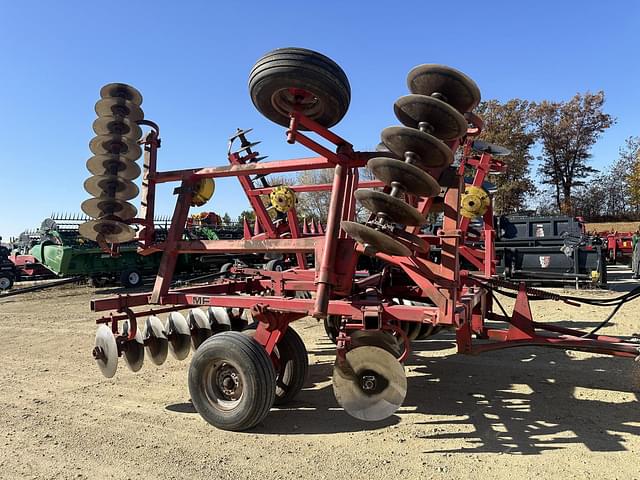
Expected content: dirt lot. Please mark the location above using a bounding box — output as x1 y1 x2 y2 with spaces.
1 269 639 480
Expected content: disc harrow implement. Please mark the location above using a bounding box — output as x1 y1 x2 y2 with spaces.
83 48 640 432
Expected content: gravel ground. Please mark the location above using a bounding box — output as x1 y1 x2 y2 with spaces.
1 268 639 479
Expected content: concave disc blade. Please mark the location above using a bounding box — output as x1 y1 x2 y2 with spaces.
381 126 453 169
79 219 135 243
332 346 407 421
407 64 480 113
89 135 142 161
86 154 141 180
145 315 168 366
84 175 139 200
165 312 191 361
100 82 143 106
95 97 144 121
94 324 118 378
341 221 412 257
367 157 440 197
81 198 137 221
355 189 426 226
93 116 142 140
394 94 467 140
350 329 402 358
122 319 145 372
208 306 232 333
188 308 212 350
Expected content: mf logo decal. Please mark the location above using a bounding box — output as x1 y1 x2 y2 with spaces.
192 296 209 305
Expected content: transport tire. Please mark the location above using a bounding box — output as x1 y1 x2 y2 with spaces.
120 269 142 288
89 276 108 288
188 332 276 431
0 274 14 291
265 259 286 272
243 324 308 405
249 47 351 128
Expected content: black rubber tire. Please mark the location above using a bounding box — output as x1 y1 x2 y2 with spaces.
324 315 341 344
0 274 14 291
249 47 351 128
188 332 276 431
243 324 308 405
89 276 108 288
265 259 286 272
120 269 142 288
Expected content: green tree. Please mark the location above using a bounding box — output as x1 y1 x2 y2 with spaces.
237 209 256 224
532 91 614 214
222 212 232 224
474 99 536 214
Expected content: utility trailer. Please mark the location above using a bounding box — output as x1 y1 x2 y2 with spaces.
81 48 640 431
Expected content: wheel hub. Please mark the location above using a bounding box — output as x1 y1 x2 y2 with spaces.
216 364 242 400
358 369 389 396
272 88 320 118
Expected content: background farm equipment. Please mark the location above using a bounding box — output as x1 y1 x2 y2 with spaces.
15 214 267 289
82 47 640 432
600 231 634 264
495 215 607 287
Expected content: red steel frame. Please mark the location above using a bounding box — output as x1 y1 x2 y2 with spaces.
91 111 640 361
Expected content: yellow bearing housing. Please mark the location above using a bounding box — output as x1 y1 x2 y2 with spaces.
270 185 296 213
460 185 490 219
191 178 215 207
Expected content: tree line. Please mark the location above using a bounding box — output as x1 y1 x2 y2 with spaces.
478 93 638 220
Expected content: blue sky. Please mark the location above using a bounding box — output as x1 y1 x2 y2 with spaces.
0 0 638 240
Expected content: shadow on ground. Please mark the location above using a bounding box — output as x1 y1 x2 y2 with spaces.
166 325 640 452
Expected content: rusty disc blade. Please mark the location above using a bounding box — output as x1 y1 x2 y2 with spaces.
341 221 412 257
89 135 142 161
394 94 467 140
355 190 426 226
86 154 141 180
95 97 144 121
93 116 142 140
100 82 143 105
381 126 452 169
79 218 135 243
367 157 440 197
84 175 139 200
407 64 481 113
81 197 137 220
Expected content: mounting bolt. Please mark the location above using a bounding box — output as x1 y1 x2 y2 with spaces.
92 346 105 361
361 375 377 391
